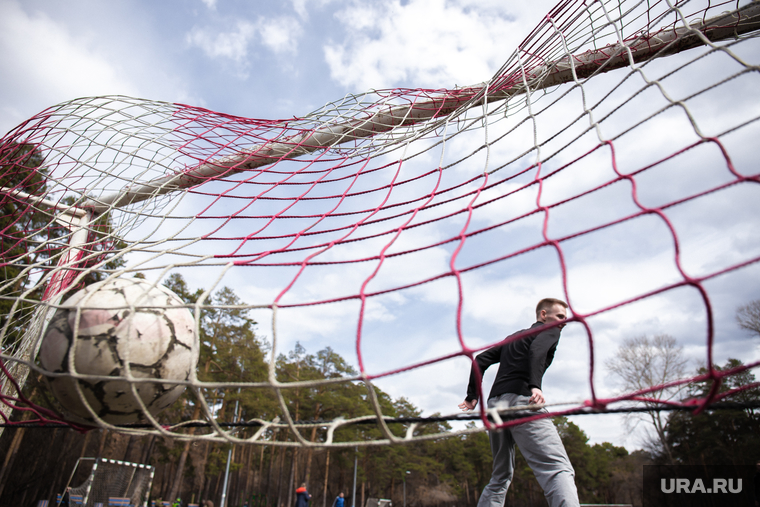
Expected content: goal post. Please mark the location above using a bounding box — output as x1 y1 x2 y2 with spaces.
0 184 94 428
60 457 155 507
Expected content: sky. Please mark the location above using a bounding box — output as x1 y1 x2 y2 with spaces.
1 0 759 453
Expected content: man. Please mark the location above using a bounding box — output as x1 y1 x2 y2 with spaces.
333 492 345 507
459 298 579 507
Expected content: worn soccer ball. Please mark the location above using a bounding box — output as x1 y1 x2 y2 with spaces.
39 277 197 424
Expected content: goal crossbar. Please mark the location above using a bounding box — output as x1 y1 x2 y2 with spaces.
81 2 760 214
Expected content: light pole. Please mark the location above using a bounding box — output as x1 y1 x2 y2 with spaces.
403 471 410 507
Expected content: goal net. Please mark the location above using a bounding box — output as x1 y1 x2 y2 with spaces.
1 0 759 447
63 458 154 507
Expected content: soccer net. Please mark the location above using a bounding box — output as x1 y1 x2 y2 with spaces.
63 458 154 507
1 0 759 447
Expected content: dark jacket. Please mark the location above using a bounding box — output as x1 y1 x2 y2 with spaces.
295 487 311 507
466 321 561 401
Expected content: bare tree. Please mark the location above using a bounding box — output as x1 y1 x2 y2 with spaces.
736 299 760 337
605 334 688 463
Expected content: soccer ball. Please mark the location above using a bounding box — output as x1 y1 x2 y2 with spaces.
39 277 198 424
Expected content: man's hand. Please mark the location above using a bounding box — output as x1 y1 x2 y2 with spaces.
458 398 478 411
529 388 545 405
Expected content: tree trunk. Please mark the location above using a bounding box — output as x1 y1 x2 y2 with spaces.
19 486 29 507
244 443 255 500
169 403 203 500
44 428 64 502
169 439 193 501
266 443 276 500
287 450 296 507
96 429 108 458
0 383 45 497
303 425 319 488
163 459 175 499
276 446 286 507
51 431 76 497
214 465 224 501
79 430 92 458
122 435 138 462
196 465 205 505
141 434 157 465
230 444 239 506
236 445 244 505
195 441 211 503
27 436 52 497
0 426 24 496
0 411 32 497
257 445 265 489
651 411 675 463
200 446 213 504
322 451 330 507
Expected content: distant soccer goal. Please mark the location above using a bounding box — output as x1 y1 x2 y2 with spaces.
1 0 759 448
60 458 154 507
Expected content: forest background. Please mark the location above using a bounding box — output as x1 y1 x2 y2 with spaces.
0 270 758 507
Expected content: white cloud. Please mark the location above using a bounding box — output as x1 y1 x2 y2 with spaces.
187 21 258 67
259 16 303 55
324 0 557 91
186 16 303 77
290 0 344 20
290 0 310 20
201 0 218 10
0 0 140 134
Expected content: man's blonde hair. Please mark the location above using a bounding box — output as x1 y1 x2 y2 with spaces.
535 298 568 318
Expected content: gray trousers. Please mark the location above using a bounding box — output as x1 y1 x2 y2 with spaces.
477 393 580 507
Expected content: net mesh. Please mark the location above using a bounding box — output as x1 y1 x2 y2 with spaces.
67 458 154 507
1 0 759 446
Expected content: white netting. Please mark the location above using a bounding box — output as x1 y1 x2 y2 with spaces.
0 0 759 447
66 458 154 507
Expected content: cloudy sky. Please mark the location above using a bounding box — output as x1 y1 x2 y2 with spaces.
2 0 759 452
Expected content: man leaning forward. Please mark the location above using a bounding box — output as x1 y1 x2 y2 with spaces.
459 298 580 507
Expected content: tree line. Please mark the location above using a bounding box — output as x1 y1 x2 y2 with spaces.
6 272 755 507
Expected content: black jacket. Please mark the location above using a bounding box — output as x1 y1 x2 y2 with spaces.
465 321 561 401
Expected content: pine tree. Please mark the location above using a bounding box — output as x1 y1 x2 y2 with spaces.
664 358 760 466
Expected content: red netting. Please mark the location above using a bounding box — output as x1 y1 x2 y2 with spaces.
0 0 758 444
